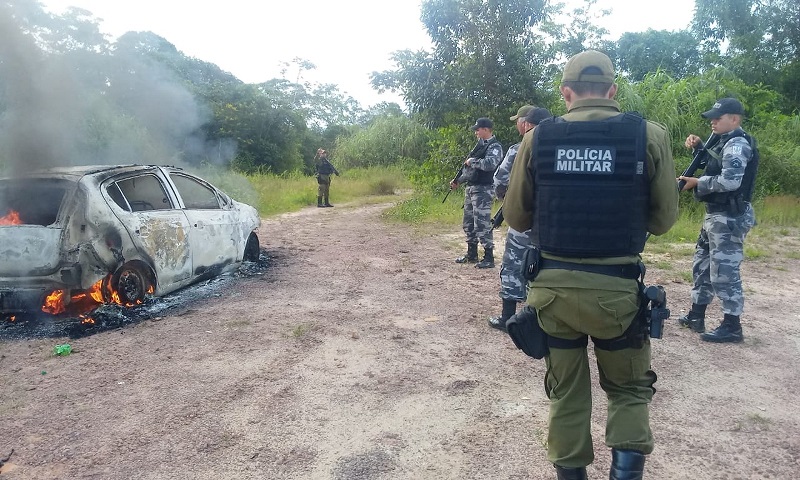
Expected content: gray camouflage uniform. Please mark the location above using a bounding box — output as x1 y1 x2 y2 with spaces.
691 129 757 316
493 141 532 302
458 136 503 250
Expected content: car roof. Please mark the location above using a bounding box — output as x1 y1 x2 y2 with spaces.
1 165 184 182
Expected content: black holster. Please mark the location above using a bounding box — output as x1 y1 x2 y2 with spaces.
505 306 549 359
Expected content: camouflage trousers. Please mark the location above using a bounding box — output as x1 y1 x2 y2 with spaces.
499 227 531 302
317 175 332 197
691 204 756 316
462 184 494 249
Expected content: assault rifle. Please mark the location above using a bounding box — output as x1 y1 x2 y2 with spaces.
441 164 465 203
491 205 504 229
678 133 720 192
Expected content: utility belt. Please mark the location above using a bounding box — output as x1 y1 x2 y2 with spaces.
704 197 747 216
522 247 643 282
508 248 669 359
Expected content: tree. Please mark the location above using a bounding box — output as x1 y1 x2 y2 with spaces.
615 29 701 81
371 0 552 128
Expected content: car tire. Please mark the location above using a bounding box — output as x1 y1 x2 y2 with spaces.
243 233 260 262
110 263 151 305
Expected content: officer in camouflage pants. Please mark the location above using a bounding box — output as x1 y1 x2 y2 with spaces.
451 117 503 269
678 97 759 343
488 105 551 331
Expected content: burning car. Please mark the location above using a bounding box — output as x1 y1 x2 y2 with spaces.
0 165 261 316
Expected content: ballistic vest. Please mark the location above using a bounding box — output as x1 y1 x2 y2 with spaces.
466 137 500 185
529 113 650 257
695 129 759 214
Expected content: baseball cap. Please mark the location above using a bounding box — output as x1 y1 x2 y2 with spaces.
525 107 552 125
561 50 616 84
510 105 534 121
701 98 745 119
470 117 494 131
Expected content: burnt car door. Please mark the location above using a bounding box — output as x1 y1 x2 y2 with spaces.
165 172 239 278
104 171 193 292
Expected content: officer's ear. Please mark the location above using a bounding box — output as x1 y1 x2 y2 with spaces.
606 83 618 99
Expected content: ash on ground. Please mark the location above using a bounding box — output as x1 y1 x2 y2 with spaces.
0 250 270 340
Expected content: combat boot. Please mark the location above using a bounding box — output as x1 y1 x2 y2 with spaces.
554 464 587 480
609 448 645 480
678 303 706 333
701 314 743 343
455 243 478 264
323 195 333 207
475 247 495 269
488 298 517 332
317 196 324 208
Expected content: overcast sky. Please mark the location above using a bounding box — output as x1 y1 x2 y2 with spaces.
40 0 696 108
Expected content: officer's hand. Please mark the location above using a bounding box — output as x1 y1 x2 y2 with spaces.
464 158 472 167
495 185 507 199
677 176 698 191
685 135 702 149
450 181 458 190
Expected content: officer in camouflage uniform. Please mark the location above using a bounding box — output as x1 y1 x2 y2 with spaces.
504 51 679 480
315 148 340 207
451 117 504 268
678 98 759 343
488 105 551 331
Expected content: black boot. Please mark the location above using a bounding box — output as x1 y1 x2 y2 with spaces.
610 448 645 480
701 314 744 343
455 243 478 264
323 195 333 207
488 298 517 332
554 464 587 480
475 247 494 269
317 196 324 208
678 303 706 333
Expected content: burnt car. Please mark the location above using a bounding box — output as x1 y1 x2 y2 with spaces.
0 165 261 315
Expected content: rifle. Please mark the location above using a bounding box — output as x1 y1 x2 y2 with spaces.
441 164 465 203
491 205 504 229
678 133 720 192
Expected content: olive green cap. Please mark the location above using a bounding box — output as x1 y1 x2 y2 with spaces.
509 105 535 121
561 50 615 84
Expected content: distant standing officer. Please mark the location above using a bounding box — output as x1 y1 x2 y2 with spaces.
451 117 503 268
315 148 340 207
504 50 679 479
488 105 551 331
677 97 759 343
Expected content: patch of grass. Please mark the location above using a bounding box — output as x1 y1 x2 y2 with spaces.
732 412 772 432
754 195 800 226
679 271 693 283
745 246 768 260
291 322 315 337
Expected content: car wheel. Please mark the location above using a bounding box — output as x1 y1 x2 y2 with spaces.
111 264 150 304
243 233 260 262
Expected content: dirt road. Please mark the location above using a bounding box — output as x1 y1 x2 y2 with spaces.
1 201 799 479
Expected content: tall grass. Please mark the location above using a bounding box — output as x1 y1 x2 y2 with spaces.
205 166 412 216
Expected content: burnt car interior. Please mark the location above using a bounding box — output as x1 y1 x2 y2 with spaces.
0 179 70 226
108 174 173 212
169 174 224 209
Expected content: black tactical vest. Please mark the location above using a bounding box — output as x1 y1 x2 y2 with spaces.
529 113 650 257
467 137 500 185
695 129 759 214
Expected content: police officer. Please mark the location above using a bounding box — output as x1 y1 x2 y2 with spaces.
315 148 340 207
677 98 758 343
504 50 679 480
451 117 504 268
489 106 551 331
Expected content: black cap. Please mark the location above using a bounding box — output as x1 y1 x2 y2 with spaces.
701 98 745 119
469 117 493 131
525 107 552 125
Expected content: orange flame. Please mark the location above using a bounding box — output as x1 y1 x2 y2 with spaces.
41 277 154 315
43 290 67 315
0 209 22 225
